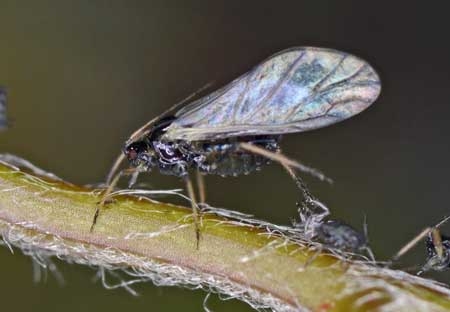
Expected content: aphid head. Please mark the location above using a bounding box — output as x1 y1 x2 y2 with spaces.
124 140 155 169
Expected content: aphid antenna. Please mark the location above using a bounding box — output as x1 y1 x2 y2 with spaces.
105 153 126 185
127 81 215 145
279 159 317 205
105 81 215 185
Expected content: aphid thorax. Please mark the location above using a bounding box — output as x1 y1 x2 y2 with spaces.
124 117 280 178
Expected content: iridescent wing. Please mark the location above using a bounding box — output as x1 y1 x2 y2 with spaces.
163 47 381 141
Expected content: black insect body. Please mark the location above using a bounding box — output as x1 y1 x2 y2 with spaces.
125 118 280 178
94 47 381 245
295 216 372 257
393 216 450 274
315 219 367 253
423 230 450 272
294 199 373 257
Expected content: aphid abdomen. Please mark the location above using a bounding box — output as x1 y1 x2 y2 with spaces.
315 220 366 252
192 136 280 177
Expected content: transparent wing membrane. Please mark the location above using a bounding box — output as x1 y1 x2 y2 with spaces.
164 47 380 141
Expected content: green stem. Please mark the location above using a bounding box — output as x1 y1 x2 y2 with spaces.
0 157 449 311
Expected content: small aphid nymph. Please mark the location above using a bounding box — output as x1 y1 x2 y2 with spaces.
315 219 367 253
294 198 374 259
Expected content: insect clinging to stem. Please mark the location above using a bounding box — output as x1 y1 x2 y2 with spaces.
92 47 381 246
294 194 375 260
392 216 450 274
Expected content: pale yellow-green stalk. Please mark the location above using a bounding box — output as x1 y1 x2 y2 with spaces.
0 157 450 311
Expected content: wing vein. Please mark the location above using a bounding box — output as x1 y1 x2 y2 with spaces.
288 63 369 118
232 71 253 123
312 55 347 92
243 50 307 122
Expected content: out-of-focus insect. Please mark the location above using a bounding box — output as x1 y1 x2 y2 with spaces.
294 197 374 259
0 87 7 131
93 47 381 245
393 216 450 274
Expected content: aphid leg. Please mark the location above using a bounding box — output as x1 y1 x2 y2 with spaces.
184 175 201 249
91 168 137 232
105 153 126 185
239 142 333 183
196 170 206 206
391 227 431 262
420 227 448 274
280 160 331 232
279 161 314 202
432 228 444 259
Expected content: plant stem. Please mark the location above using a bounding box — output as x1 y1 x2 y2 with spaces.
0 157 449 311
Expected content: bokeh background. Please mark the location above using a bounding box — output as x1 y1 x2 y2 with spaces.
1 1 450 311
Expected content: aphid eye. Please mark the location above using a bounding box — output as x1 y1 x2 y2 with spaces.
128 149 138 161
124 141 147 161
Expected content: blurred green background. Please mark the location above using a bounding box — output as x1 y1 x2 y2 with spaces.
1 1 450 311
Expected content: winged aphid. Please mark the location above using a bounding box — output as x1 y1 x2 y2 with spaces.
92 47 381 246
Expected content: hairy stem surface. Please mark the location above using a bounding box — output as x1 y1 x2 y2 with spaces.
0 157 449 311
